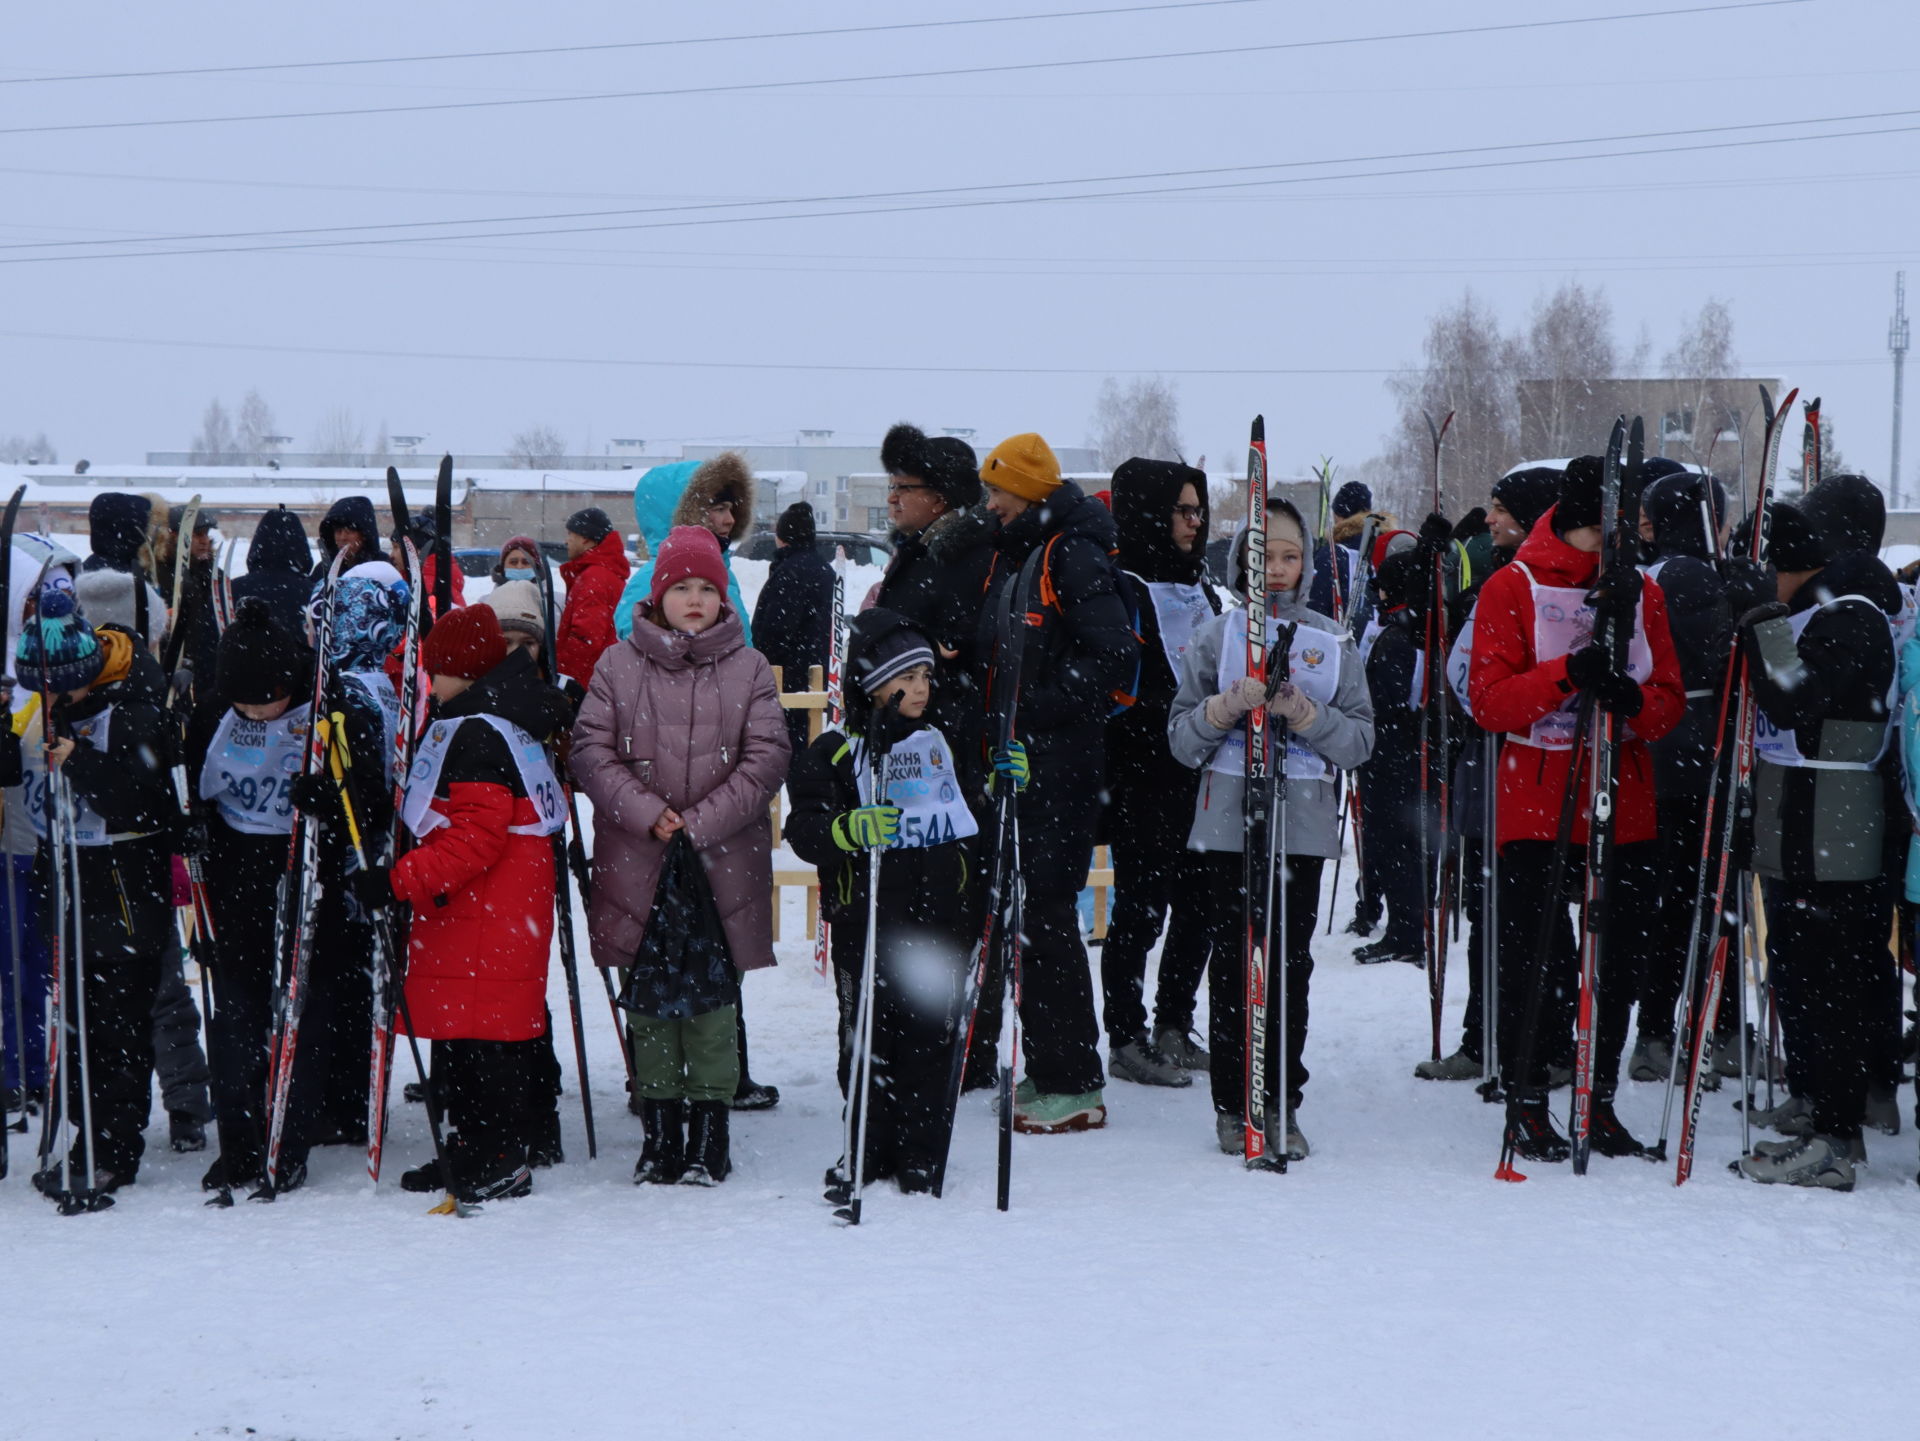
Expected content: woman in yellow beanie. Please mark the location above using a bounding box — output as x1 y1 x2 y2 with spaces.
969 432 1138 1134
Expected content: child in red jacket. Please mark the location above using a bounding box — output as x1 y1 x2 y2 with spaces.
360 605 572 1203
1467 457 1685 1164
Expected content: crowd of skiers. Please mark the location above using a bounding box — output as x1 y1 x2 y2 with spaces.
3 403 1917 1215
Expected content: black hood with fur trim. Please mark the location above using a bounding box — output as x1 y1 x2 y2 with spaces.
1112 457 1208 584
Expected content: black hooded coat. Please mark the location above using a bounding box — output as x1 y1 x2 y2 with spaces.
1643 472 1734 799
976 481 1138 895
1104 459 1221 852
311 495 380 582
231 506 317 642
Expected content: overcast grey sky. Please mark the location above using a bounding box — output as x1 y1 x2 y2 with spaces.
4 0 1917 491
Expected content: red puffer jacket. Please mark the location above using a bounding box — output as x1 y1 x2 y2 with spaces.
1467 508 1685 850
557 531 632 689
394 652 571 1041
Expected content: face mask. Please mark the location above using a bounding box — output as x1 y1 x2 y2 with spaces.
504 566 536 582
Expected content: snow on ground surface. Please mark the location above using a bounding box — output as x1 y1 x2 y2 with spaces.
5 850 1917 1441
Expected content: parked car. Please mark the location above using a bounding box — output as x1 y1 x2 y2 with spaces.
453 541 569 579
735 529 894 567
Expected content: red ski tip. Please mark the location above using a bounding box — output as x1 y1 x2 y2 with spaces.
1494 1162 1528 1183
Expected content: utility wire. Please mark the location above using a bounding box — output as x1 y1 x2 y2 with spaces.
0 102 1897 255
0 326 1880 376
0 116 1908 265
0 0 1277 85
0 2 1810 137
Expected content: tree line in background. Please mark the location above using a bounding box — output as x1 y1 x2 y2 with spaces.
1087 283 1771 535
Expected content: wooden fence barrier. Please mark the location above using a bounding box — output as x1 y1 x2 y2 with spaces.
768 666 1114 942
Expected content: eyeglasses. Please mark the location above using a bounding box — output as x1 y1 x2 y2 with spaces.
1171 504 1206 522
887 482 931 497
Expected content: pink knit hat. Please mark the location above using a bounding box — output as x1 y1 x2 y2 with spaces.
647 525 729 608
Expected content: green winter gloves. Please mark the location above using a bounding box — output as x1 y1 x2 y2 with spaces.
990 741 1030 793
833 805 902 852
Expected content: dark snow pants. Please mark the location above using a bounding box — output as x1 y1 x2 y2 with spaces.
203 830 362 1182
438 1036 541 1180
1357 744 1424 952
1203 852 1321 1118
833 919 968 1176
1100 837 1210 1046
1762 873 1894 1142
149 935 212 1124
1495 838 1660 1100
58 928 164 1182
0 853 48 1094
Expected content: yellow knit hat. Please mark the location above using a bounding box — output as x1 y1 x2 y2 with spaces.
980 433 1062 504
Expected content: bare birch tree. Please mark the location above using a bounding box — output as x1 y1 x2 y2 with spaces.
190 399 238 465
1090 376 1183 470
507 424 567 469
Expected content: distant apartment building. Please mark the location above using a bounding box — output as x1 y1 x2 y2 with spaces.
1515 376 1782 492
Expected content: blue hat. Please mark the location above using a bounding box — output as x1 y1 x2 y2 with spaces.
17 576 104 694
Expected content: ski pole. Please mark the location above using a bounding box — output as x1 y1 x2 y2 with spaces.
1481 732 1500 1092
838 701 897 1226
320 708 472 1216
1495 689 1596 1183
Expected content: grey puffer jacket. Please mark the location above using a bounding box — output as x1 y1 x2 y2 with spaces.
1168 507 1375 857
570 609 791 973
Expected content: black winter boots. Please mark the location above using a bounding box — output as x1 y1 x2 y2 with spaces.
682 1100 732 1185
634 1099 687 1185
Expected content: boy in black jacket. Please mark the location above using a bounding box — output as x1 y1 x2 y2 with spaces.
9 578 175 1205
186 596 394 1197
787 609 976 1196
1736 500 1903 1191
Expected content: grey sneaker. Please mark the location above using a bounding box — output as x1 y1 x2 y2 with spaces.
1216 1112 1243 1155
1152 1026 1211 1073
1737 1134 1856 1191
1628 1036 1673 1083
1415 1048 1482 1081
1279 1117 1309 1161
1709 1030 1746 1079
1751 1093 1814 1137
1753 1133 1866 1164
1110 1039 1193 1089
1864 1086 1902 1136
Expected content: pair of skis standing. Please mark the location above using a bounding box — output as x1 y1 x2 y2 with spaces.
1492 388 1797 1183
251 459 595 1212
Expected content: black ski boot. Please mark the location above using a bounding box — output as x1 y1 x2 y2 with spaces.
730 1078 780 1112
681 1100 732 1185
634 1099 686 1185
1505 1096 1571 1164
528 1105 565 1169
1589 1097 1648 1158
400 1157 449 1194
169 1110 208 1153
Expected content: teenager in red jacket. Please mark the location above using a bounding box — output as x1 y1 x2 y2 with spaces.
556 507 631 699
359 604 572 1203
1467 457 1685 1162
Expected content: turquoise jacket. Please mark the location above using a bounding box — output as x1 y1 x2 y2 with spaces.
612 460 752 644
1897 614 1920 901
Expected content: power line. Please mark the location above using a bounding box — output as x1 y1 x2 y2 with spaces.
0 102 1898 256
0 1 1810 137
0 0 1275 85
0 325 1882 376
2 115 1911 265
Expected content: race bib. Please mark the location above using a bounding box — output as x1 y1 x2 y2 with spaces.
1210 610 1344 782
199 702 311 836
402 713 566 840
853 725 979 850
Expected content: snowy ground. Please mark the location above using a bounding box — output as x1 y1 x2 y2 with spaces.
6 852 1918 1441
